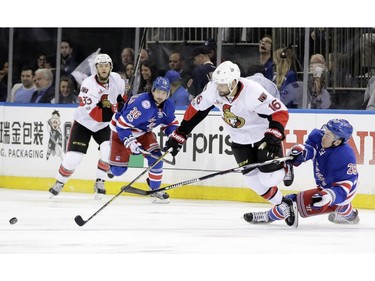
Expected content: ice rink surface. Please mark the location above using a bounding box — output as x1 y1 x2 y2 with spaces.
1 188 374 281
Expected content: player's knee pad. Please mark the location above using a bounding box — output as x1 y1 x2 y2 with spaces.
62 151 84 170
243 169 269 195
100 141 110 160
110 165 128 177
257 168 284 187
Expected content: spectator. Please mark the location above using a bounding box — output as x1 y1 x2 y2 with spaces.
308 54 331 109
51 75 79 104
60 39 79 76
118 47 135 79
247 64 280 99
0 61 8 101
273 47 298 108
131 49 150 96
363 76 375 110
30 68 55 103
164 70 190 106
259 35 273 81
137 60 158 94
34 54 49 70
9 65 36 103
168 51 190 88
187 46 216 98
203 38 217 65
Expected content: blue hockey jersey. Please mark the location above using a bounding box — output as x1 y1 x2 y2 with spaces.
303 128 359 205
113 92 179 141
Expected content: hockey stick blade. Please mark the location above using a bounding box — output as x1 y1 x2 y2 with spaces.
74 215 86 227
123 156 293 196
74 148 171 226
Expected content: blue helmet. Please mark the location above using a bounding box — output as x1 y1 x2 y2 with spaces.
324 119 353 143
152 76 171 95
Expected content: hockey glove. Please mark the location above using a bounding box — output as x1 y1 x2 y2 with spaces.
123 136 142 155
311 189 335 208
96 98 111 108
165 129 187 156
258 128 283 157
288 144 306 167
116 94 126 112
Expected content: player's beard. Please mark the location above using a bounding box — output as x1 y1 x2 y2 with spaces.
97 72 110 83
218 90 230 97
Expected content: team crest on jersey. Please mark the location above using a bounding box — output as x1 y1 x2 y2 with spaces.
222 104 245 128
141 100 151 109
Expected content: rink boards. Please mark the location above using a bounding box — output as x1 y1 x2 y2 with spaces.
0 103 374 209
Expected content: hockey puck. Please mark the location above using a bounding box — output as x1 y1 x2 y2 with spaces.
9 217 18 225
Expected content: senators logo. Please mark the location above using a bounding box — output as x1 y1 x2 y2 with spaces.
222 104 245 128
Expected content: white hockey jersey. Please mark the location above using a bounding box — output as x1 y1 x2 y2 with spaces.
185 77 288 144
74 72 125 132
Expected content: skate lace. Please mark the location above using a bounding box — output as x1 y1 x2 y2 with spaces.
53 181 64 191
278 202 291 218
252 212 269 222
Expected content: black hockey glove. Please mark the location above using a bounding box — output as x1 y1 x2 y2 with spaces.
116 94 126 112
96 98 113 122
165 129 187 156
258 128 284 157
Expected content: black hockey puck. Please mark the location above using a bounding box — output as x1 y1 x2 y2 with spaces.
9 217 18 225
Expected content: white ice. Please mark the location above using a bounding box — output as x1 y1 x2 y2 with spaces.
1 188 374 281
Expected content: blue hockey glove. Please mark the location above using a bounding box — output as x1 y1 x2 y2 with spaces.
288 144 306 167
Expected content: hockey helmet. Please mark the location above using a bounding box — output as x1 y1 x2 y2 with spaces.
212 61 240 95
323 118 353 143
212 61 240 85
152 76 171 97
95 54 113 66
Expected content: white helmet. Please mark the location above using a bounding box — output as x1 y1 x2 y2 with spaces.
212 61 240 84
212 61 240 95
95 54 112 66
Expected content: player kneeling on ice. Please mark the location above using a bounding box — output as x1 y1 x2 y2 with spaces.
245 118 360 225
108 77 180 203
165 60 297 227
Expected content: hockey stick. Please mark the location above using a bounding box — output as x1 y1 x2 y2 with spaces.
129 28 148 95
139 148 175 165
74 148 171 227
123 156 293 196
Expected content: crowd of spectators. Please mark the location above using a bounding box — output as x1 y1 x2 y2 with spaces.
1 31 375 110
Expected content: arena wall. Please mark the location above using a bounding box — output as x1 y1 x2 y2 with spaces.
1 103 374 209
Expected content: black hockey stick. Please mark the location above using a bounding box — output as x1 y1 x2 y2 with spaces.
123 156 293 196
74 148 171 227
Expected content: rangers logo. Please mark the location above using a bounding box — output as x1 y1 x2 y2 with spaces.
141 100 151 109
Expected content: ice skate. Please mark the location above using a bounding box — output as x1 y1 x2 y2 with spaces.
49 181 64 197
94 179 106 200
278 197 298 228
283 161 294 186
328 209 359 225
243 211 273 224
150 190 170 204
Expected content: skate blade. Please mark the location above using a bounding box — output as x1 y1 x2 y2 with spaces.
151 198 170 204
94 193 104 200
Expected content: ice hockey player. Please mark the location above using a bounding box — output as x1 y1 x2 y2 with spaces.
49 54 126 199
165 60 297 226
109 76 179 203
245 118 360 225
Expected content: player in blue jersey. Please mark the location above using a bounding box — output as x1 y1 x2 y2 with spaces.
244 118 360 225
108 76 179 203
